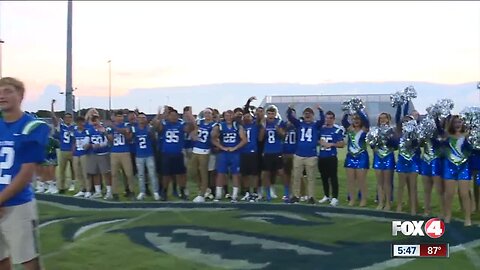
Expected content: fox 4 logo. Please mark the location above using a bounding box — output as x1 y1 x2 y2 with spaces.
392 218 445 239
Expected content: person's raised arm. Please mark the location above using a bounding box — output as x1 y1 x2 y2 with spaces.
244 96 256 115
287 107 300 128
51 99 59 128
341 113 350 130
316 105 325 128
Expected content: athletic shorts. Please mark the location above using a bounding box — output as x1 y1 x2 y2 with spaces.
262 153 284 172
217 152 240 175
443 159 471 181
162 153 186 176
240 152 259 176
86 154 111 175
0 201 39 264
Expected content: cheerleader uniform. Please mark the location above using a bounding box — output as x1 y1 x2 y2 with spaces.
344 130 369 169
373 138 396 170
442 136 471 181
419 138 443 177
396 138 420 173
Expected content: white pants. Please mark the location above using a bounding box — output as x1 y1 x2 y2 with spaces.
0 200 39 264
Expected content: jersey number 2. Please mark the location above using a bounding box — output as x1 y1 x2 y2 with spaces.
0 147 15 185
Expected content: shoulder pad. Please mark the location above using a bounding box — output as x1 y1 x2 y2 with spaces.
22 120 48 135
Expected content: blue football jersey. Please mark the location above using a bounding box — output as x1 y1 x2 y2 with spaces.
86 126 109 154
107 123 131 153
263 118 285 154
0 114 49 206
242 123 260 153
219 121 241 151
57 122 74 151
73 127 89 157
161 120 186 154
283 123 297 154
319 125 345 158
193 119 215 150
131 125 154 158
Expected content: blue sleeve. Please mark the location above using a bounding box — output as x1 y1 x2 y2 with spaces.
403 102 409 117
434 117 445 137
21 122 49 146
341 114 350 129
287 108 301 128
358 110 370 129
316 109 325 128
18 141 45 164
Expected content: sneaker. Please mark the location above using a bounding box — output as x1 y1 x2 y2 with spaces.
193 195 205 203
74 191 85 198
35 185 45 194
104 193 113 200
270 187 278 199
318 196 331 204
231 198 238 203
307 197 315 205
84 192 92 198
136 193 146 201
68 182 75 192
172 190 179 198
90 192 102 199
289 196 300 204
153 192 161 201
330 198 339 207
300 196 307 202
241 192 250 201
49 186 59 194
225 193 232 200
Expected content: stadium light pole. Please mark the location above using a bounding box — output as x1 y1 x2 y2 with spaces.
65 0 74 115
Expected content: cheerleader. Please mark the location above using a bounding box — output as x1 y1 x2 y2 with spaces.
395 103 420 215
342 109 370 207
471 149 480 212
442 115 472 226
419 117 445 217
371 113 396 211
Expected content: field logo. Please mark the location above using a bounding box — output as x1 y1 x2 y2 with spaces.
392 218 445 238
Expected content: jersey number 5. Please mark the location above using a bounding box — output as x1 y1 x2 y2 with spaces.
0 147 15 184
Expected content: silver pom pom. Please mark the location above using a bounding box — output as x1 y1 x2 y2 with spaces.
468 128 480 150
426 99 454 120
390 86 417 107
366 125 394 147
401 120 419 150
342 97 365 115
403 86 417 101
366 126 380 146
416 115 436 144
460 106 480 129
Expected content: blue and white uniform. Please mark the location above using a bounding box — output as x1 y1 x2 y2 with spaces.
318 125 344 159
160 120 187 176
372 129 396 171
342 111 370 169
0 114 49 206
419 137 443 177
240 122 261 176
107 123 131 154
217 121 242 174
73 127 89 157
443 136 471 180
193 119 215 154
56 122 74 152
283 123 297 155
131 124 158 194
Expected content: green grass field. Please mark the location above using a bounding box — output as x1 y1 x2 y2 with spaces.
28 148 480 270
